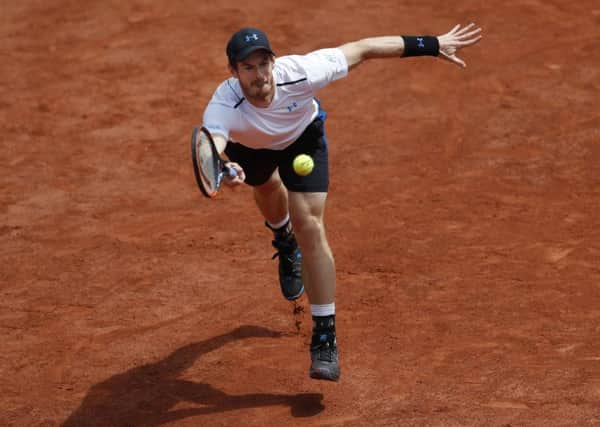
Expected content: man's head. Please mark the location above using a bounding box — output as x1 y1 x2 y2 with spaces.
226 27 275 69
227 28 276 106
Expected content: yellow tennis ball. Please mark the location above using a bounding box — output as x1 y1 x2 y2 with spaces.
293 154 314 176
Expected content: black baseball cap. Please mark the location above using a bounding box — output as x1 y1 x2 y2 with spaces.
226 27 275 65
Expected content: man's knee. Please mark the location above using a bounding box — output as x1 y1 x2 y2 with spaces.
293 215 326 251
289 192 327 238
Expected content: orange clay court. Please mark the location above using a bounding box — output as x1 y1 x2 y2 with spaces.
2 1 600 426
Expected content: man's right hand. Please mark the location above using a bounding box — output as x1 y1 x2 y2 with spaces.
223 161 246 186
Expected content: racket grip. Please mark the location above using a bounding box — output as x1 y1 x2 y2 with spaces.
224 166 238 178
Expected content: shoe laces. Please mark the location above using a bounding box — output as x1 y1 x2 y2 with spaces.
271 237 299 273
271 237 296 256
312 334 336 362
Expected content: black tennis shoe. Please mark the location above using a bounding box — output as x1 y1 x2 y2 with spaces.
271 233 304 301
309 331 340 381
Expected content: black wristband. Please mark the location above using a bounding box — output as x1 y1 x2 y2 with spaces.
401 36 439 57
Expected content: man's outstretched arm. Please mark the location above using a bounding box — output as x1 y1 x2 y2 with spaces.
339 23 482 70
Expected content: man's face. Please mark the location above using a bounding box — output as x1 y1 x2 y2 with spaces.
230 50 275 104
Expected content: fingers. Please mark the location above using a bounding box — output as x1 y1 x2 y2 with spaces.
448 23 482 41
231 170 245 184
448 24 461 34
224 174 245 186
454 23 476 36
453 56 467 68
441 24 482 50
456 27 482 40
439 23 482 68
439 51 467 68
224 162 246 185
231 169 246 183
442 23 482 50
454 35 482 47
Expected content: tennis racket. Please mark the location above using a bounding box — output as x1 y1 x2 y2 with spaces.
191 126 237 198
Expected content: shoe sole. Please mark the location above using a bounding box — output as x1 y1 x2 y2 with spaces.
283 285 304 301
310 367 340 382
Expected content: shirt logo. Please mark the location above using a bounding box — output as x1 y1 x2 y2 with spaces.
245 34 259 43
324 53 338 63
286 102 298 112
417 37 425 48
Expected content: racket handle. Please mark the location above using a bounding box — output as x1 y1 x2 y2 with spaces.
223 165 238 178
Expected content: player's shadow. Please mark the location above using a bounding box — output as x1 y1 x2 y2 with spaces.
61 325 324 426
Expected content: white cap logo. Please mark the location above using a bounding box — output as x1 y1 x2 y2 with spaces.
245 34 259 43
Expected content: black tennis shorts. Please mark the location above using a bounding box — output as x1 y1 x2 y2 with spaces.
224 108 329 193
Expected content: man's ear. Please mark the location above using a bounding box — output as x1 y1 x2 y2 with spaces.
229 64 239 78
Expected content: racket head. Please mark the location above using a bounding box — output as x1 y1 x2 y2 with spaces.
191 126 223 198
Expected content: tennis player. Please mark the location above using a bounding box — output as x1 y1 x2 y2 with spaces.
201 24 482 381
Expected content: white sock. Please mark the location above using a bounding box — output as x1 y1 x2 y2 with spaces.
267 214 290 230
311 303 335 317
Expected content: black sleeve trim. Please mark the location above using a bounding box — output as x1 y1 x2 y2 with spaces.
227 79 245 108
277 77 308 87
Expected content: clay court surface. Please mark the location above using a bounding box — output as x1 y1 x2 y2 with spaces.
2 1 600 426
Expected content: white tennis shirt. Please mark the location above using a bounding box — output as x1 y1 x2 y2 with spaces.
203 48 348 150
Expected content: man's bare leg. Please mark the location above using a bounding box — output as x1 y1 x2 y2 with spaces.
289 190 339 381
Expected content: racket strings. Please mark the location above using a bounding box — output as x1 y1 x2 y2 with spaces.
198 138 220 191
